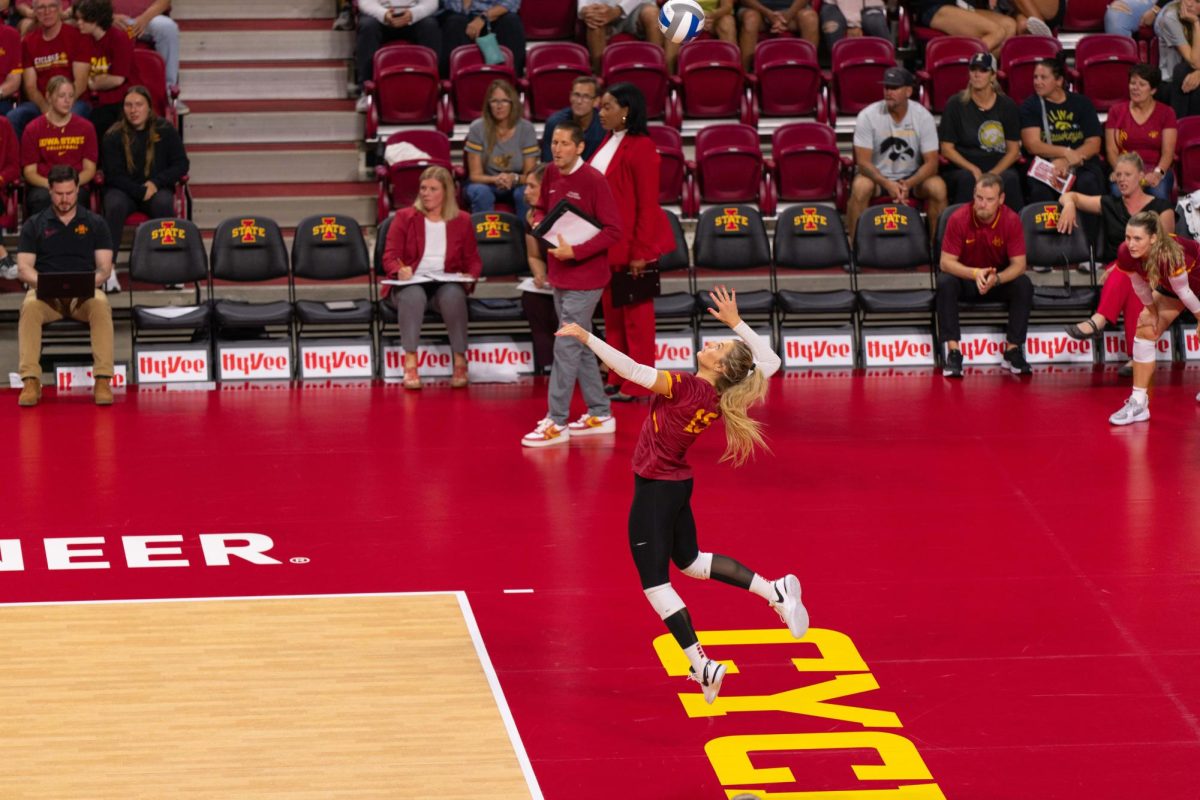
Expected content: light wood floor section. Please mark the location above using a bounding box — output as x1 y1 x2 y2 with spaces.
1 594 532 799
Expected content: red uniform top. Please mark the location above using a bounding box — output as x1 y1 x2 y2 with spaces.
1116 235 1200 294
21 24 88 96
940 203 1026 270
88 26 134 107
1105 101 1176 170
632 371 721 481
21 113 97 176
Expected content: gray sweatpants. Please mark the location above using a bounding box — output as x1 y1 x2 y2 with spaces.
391 282 469 355
548 287 610 425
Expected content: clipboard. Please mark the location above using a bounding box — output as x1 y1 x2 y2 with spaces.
532 200 604 250
609 266 660 307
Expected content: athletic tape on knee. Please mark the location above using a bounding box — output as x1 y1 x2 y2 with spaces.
1132 337 1156 364
680 552 712 580
644 583 687 620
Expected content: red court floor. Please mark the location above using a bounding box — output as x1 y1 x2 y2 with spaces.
4 365 1200 799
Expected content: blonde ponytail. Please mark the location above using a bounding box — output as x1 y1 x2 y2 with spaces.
713 341 771 467
1129 210 1183 289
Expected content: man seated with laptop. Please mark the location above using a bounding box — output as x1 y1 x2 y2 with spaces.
17 164 116 407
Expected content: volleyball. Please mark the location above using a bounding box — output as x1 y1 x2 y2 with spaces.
659 0 705 44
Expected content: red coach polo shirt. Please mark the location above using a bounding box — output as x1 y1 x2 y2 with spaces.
941 203 1025 270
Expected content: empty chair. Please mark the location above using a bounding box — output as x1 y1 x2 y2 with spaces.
364 44 450 138
828 37 896 121
1062 0 1107 31
752 38 826 122
653 209 696 325
648 124 695 214
128 217 210 346
916 36 989 114
675 40 750 123
210 215 293 342
602 42 674 123
998 36 1062 106
519 0 577 40
854 202 935 321
375 130 457 221
291 214 374 340
692 205 774 320
467 210 529 323
769 122 850 211
772 203 857 337
446 44 518 124
693 123 770 213
525 42 591 121
1071 35 1140 112
1021 202 1098 312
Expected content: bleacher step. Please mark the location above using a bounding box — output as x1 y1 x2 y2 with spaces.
183 63 348 101
181 29 352 62
173 0 333 21
183 101 362 145
189 147 363 185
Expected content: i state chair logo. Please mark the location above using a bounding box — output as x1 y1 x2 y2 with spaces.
715 207 748 232
151 220 183 245
232 218 266 243
1035 205 1060 229
873 206 906 230
476 213 510 239
795 207 828 232
313 216 346 241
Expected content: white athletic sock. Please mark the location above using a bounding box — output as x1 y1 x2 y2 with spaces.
749 574 774 602
1131 387 1148 405
683 642 708 673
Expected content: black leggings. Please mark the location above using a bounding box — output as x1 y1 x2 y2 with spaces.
629 475 698 589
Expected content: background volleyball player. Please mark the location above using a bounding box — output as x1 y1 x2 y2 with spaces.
555 286 808 704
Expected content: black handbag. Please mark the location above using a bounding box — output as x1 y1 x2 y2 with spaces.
609 266 661 307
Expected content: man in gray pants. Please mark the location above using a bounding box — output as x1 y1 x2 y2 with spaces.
521 121 623 447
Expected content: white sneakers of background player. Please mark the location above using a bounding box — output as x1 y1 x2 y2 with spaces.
770 574 809 639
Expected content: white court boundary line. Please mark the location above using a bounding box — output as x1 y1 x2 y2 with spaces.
0 590 544 800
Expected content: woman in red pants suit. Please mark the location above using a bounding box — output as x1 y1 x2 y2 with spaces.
589 83 676 401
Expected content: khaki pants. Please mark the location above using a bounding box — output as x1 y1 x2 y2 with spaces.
19 288 114 380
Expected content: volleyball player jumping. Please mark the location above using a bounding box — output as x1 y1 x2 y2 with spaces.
1109 210 1200 426
555 286 808 704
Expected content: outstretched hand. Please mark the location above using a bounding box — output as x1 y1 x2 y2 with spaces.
706 285 742 328
555 322 589 343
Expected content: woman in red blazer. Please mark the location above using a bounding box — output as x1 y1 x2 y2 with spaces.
590 83 676 400
382 165 482 390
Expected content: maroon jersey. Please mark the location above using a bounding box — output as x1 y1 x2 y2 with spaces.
1116 235 1200 295
21 113 97 176
631 371 721 481
88 26 134 106
940 203 1025 270
21 24 88 96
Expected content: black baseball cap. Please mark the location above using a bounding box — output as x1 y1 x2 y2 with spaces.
882 67 916 88
968 52 997 72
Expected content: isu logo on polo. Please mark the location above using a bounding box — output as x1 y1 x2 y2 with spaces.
873 206 905 230
714 208 748 232
232 219 266 243
476 214 510 239
992 235 1004 247
795 207 828 232
313 216 346 241
1035 205 1060 229
150 220 183 245
74 223 88 235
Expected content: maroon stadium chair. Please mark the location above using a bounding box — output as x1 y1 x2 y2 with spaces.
374 130 462 222
673 40 751 123
1069 35 1140 112
693 123 772 214
519 0 577 40
132 48 177 127
826 37 896 122
601 41 678 126
767 122 851 212
524 42 591 121
916 36 989 113
997 36 1062 107
750 38 827 123
364 44 450 138
648 124 696 216
1175 116 1200 194
446 45 519 124
1061 0 1107 32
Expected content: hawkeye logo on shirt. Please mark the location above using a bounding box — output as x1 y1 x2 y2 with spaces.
476 213 510 239
151 221 182 245
312 216 346 241
1034 205 1060 229
874 206 906 231
795 207 828 232
715 208 748 232
232 219 266 243
1045 109 1084 146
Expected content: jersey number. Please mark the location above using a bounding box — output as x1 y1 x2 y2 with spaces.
683 409 718 434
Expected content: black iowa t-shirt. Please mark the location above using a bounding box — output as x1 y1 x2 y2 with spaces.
18 206 113 274
1020 91 1104 172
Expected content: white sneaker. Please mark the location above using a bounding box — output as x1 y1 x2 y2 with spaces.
521 418 569 448
104 271 121 293
1109 397 1149 426
769 574 809 639
689 659 727 705
567 413 615 436
1025 16 1053 36
174 99 190 116
355 94 370 113
0 261 17 281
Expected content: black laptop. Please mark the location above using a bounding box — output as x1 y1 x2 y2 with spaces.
36 271 95 301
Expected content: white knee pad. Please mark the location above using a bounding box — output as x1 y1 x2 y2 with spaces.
681 552 712 580
644 583 686 620
1132 337 1156 364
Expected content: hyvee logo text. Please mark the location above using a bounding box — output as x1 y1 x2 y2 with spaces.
0 533 282 571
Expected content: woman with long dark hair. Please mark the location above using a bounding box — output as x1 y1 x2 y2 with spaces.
588 82 674 403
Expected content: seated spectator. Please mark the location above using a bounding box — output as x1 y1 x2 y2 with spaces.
0 15 21 117
16 164 115 407
1059 153 1175 375
939 52 1023 211
0 115 18 279
579 0 659 74
8 0 89 138
520 164 559 374
381 165 482 390
1156 0 1200 118
14 0 70 35
819 0 889 51
666 0 736 73
1019 55 1105 207
22 75 96 215
913 0 1017 56
936 173 1033 378
440 0 527 77
464 79 537 222
1106 0 1162 38
75 0 134 140
847 67 946 242
1105 64 1176 200
738 0 818 72
101 85 187 254
354 0 441 111
541 76 604 163
112 2 182 113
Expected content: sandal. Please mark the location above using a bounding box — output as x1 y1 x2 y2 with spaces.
450 363 468 389
403 366 422 390
1064 318 1105 340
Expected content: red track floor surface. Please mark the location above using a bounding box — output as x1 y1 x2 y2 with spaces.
4 366 1200 799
